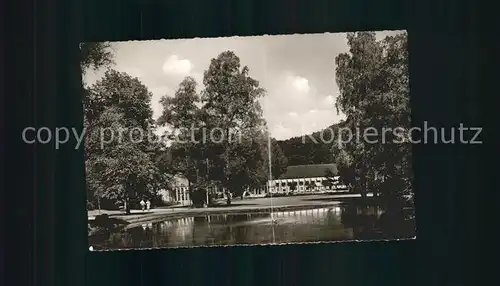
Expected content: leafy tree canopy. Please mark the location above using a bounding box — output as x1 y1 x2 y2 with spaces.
80 42 114 73
332 31 411 208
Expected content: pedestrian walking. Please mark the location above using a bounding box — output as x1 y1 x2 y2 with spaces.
146 199 151 211
140 199 146 211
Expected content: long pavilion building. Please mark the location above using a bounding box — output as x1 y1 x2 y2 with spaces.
159 163 347 205
268 163 345 193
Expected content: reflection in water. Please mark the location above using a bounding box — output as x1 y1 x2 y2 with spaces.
90 204 415 250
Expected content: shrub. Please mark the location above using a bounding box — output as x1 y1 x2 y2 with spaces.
189 188 214 207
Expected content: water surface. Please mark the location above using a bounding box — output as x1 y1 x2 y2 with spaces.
89 203 415 250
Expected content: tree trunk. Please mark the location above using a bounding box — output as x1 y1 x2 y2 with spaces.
125 196 131 214
196 163 200 184
226 190 231 205
360 178 368 202
224 128 231 205
97 197 101 214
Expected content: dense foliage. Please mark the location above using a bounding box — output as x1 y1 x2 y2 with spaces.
277 125 338 165
83 67 168 213
332 32 412 209
158 51 288 205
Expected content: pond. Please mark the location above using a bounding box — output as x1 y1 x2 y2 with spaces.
89 203 415 250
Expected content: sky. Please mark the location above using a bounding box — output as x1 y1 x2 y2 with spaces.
83 31 402 140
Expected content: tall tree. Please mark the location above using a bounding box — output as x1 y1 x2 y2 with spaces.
157 76 205 188
157 76 200 128
156 52 288 206
84 71 166 213
80 42 115 207
84 69 154 128
80 42 115 74
200 51 267 204
333 31 412 209
85 108 167 213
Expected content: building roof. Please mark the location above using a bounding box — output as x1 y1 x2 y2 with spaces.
278 164 338 180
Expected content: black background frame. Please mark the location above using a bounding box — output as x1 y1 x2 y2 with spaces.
3 0 489 285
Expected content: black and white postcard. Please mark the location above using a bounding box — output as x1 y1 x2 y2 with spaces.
83 31 416 251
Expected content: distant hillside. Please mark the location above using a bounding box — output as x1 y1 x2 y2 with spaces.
277 123 342 166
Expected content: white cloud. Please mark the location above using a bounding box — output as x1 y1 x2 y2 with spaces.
261 73 344 140
121 67 144 79
192 72 204 83
82 33 359 141
162 55 193 75
268 109 343 140
324 95 335 105
272 123 293 140
298 110 335 135
290 76 310 93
